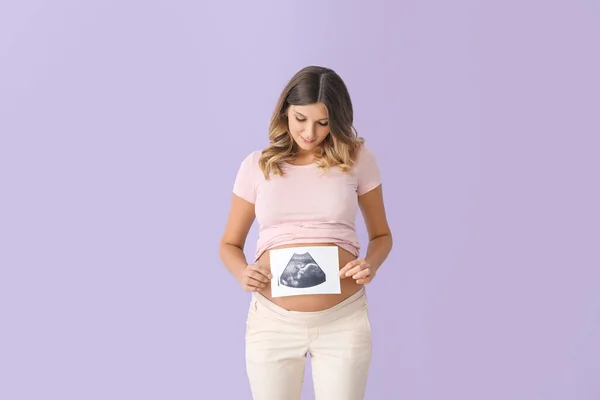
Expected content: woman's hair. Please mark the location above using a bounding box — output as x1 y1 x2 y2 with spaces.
258 66 364 179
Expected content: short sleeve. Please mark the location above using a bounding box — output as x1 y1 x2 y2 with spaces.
232 151 258 204
355 144 382 196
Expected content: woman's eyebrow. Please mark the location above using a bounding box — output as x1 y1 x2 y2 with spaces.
293 111 328 121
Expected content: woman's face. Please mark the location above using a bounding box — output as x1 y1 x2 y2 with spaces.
286 103 330 154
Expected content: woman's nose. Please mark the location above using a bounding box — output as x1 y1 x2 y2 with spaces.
304 124 315 138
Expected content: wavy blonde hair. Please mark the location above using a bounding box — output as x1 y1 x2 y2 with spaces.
258 66 365 179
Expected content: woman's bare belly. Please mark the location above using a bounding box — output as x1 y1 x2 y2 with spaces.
256 242 363 312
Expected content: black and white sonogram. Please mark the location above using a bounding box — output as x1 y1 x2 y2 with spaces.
269 246 341 297
280 252 326 288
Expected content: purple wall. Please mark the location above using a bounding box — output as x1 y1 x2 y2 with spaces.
1 1 599 399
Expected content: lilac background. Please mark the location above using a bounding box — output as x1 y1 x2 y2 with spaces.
1 0 599 399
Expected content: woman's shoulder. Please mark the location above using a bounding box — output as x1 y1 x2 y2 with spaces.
351 141 381 194
353 141 377 165
239 148 264 167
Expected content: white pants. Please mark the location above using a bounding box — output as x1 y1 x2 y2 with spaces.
245 288 372 400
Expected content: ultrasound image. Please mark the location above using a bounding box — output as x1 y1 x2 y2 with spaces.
279 252 326 288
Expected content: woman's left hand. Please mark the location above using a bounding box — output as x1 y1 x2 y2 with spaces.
338 258 376 285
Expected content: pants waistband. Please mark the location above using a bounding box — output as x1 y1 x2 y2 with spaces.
250 287 367 327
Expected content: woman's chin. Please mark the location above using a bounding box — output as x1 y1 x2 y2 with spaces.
298 144 315 152
296 140 320 151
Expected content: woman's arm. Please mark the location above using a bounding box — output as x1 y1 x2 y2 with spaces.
219 194 271 291
359 184 393 272
338 184 393 283
219 194 256 282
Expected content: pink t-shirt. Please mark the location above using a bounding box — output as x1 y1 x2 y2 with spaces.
233 144 382 262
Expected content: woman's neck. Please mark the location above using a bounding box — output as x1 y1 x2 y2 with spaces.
290 150 316 165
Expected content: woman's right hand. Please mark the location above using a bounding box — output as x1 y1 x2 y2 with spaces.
239 264 272 292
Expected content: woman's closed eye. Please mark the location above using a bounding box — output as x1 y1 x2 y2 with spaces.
295 117 328 126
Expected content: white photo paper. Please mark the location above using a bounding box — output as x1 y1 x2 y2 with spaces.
269 246 341 298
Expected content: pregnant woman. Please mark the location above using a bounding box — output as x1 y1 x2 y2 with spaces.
219 65 393 400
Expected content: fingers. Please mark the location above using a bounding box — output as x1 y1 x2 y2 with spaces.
338 258 376 285
339 259 369 278
338 259 363 278
351 268 371 279
246 268 271 283
242 275 267 291
344 265 367 278
356 276 373 285
241 264 272 292
247 264 272 281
